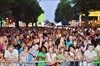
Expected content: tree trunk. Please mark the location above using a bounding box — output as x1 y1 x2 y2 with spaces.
15 20 19 29
26 23 28 28
84 13 89 28
1 21 2 27
0 17 2 27
32 18 34 27
32 22 33 27
35 22 37 27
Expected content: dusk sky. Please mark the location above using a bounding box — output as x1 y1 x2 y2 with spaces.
39 0 60 22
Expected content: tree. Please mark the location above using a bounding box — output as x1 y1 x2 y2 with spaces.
37 13 45 25
10 0 24 28
22 0 44 27
70 0 100 28
0 0 13 27
10 0 43 28
55 0 72 25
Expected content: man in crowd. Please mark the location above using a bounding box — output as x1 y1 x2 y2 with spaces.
28 44 39 66
84 44 98 66
4 44 18 66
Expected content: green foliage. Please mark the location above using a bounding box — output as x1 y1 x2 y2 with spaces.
0 0 14 27
37 13 45 25
70 0 100 28
55 0 72 25
21 0 44 27
0 0 13 18
0 0 44 28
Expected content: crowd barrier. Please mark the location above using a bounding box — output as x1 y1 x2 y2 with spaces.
0 60 100 66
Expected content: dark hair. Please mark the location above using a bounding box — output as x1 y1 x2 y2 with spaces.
15 35 19 38
0 50 4 54
39 46 47 53
88 44 94 47
68 45 76 51
8 44 14 48
67 37 70 42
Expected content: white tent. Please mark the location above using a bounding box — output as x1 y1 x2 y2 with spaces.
55 22 62 26
7 21 26 27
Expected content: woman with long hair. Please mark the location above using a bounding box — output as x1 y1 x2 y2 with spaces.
46 47 57 66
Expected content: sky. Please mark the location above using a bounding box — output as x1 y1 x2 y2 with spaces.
39 0 60 22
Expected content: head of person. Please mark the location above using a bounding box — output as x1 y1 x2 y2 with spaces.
28 30 31 34
48 47 54 53
69 45 76 53
88 44 94 52
0 50 4 58
40 46 47 53
19 34 23 39
26 35 30 39
44 36 48 41
67 38 70 42
8 44 14 53
15 35 19 41
20 42 25 48
55 49 59 55
43 41 48 48
48 41 53 47
59 47 64 53
64 50 69 57
23 45 28 52
34 44 39 51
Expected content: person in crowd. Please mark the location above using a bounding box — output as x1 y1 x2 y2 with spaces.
3 36 8 51
61 50 74 66
0 50 5 66
13 37 20 50
0 27 99 66
25 35 31 44
66 37 72 49
69 45 79 66
20 45 29 66
37 46 47 66
84 44 98 66
46 47 57 66
48 40 53 47
58 36 66 49
43 41 49 51
80 39 88 54
93 43 100 66
28 44 39 63
18 42 25 54
38 31 43 47
4 44 19 66
33 35 39 44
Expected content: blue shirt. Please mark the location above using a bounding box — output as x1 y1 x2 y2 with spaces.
18 48 23 54
27 48 39 61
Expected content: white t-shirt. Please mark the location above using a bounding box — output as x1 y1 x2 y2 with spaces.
96 45 100 51
4 49 18 59
69 52 74 56
84 50 96 66
46 53 56 62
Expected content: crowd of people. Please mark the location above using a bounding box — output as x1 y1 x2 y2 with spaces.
0 26 100 66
